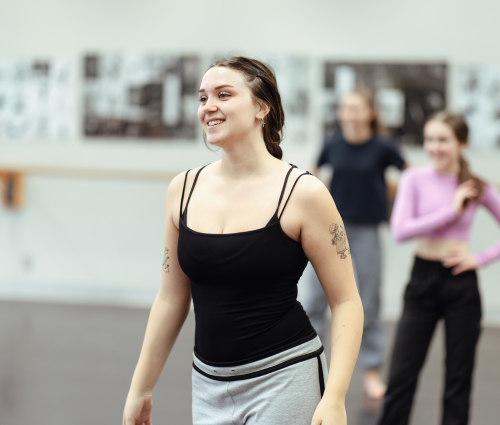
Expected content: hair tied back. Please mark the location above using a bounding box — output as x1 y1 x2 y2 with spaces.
207 56 285 160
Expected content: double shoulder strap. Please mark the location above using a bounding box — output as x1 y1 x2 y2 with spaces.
275 165 312 219
180 165 208 220
180 164 311 221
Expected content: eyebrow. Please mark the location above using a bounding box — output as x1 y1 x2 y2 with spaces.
198 84 234 93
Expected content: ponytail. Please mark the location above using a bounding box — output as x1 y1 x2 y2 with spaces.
458 154 485 207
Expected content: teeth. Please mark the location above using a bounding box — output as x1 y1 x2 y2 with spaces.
208 120 223 126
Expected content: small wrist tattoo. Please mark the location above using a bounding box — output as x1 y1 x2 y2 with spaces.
329 222 350 259
163 248 170 273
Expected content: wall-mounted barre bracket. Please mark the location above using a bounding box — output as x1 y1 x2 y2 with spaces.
0 171 24 208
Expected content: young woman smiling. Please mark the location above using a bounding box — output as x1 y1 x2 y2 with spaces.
378 112 500 425
122 57 364 425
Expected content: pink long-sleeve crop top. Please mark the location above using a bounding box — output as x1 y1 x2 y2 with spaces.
391 165 500 267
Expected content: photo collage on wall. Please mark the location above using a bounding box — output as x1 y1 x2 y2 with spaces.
322 62 447 145
83 54 200 140
0 60 73 140
3 53 500 150
454 67 500 149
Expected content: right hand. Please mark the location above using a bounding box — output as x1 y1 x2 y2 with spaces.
453 179 478 214
123 392 153 425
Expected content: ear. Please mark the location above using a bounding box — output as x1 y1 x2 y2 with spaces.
458 142 466 155
256 103 270 120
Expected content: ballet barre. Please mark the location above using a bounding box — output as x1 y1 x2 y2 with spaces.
0 166 181 208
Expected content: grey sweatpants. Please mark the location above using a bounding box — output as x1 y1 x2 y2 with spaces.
302 223 385 370
192 336 328 425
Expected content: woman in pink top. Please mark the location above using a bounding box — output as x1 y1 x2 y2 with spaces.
378 112 500 425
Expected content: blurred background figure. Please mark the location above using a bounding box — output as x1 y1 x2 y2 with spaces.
304 89 406 400
379 112 500 425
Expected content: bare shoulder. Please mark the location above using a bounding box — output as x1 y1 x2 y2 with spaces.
288 168 336 211
168 165 208 198
289 170 349 261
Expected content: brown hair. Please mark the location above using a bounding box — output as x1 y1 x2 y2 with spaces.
427 111 485 204
206 57 285 159
342 87 385 134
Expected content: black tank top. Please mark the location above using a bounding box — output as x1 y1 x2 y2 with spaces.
177 164 316 364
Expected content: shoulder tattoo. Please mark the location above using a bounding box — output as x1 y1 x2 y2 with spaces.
329 222 350 259
163 248 170 273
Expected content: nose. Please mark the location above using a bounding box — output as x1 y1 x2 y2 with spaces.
202 98 218 115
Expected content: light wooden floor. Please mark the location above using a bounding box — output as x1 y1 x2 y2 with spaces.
1 300 499 425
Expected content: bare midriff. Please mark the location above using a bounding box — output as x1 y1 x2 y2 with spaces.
415 238 469 261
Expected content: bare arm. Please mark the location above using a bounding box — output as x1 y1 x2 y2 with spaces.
298 177 363 424
123 173 192 425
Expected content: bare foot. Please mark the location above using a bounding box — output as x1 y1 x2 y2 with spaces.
364 369 387 400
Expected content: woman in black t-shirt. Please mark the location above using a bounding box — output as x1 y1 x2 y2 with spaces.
304 89 406 400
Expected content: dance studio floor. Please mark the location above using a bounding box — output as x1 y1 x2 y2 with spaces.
1 300 499 425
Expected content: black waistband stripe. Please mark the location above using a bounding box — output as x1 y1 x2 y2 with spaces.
192 346 324 382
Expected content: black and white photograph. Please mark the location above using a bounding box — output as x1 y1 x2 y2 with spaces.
0 59 73 141
83 54 200 140
262 55 311 144
454 66 500 149
322 62 447 145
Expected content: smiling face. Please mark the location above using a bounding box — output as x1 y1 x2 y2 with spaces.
423 120 465 173
198 67 264 148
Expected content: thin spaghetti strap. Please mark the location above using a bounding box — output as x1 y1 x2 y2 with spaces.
278 171 312 220
183 164 209 222
275 165 298 215
179 169 191 218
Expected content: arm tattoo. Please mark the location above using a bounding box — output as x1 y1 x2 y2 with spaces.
329 222 350 259
163 248 170 273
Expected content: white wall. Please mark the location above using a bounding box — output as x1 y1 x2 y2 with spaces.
1 0 500 322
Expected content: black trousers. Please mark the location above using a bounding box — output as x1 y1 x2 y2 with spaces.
379 257 482 425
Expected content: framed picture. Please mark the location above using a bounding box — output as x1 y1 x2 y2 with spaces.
454 66 500 149
0 60 73 140
322 62 447 145
83 54 200 140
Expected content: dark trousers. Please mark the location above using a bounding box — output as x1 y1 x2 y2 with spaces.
379 257 482 425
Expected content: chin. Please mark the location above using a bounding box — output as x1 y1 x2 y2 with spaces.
206 135 225 147
207 131 238 148
431 160 451 172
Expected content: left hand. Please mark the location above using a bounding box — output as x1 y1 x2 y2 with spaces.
442 250 477 275
311 398 346 425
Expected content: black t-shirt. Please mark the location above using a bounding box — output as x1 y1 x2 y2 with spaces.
318 133 405 224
